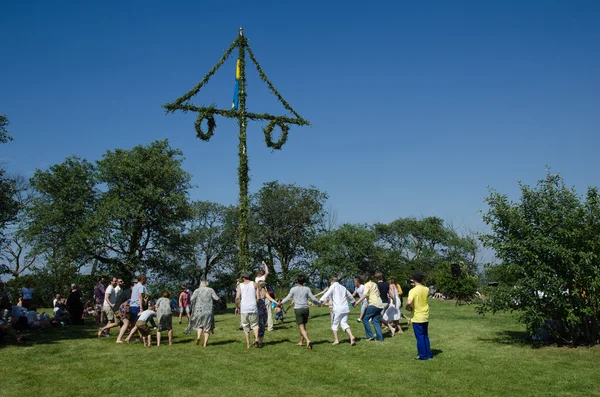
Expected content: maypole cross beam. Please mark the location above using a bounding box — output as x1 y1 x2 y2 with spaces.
163 27 310 270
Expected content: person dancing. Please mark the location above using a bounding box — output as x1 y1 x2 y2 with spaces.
279 275 321 350
319 277 356 345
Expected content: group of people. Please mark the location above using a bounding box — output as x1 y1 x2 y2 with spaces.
2 266 433 360
233 265 433 360
0 280 92 343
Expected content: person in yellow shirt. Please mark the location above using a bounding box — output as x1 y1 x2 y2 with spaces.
406 271 433 360
353 273 384 341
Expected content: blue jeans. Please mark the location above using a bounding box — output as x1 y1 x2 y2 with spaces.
362 305 383 341
413 322 433 359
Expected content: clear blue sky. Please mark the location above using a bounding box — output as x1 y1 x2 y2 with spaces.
1 1 599 238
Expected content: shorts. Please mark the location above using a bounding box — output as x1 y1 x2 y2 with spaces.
240 312 258 332
360 300 367 313
294 308 309 325
331 312 350 331
179 306 190 314
135 321 150 336
103 306 115 322
95 304 103 313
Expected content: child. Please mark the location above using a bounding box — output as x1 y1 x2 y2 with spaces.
155 291 174 346
125 304 156 346
274 299 284 324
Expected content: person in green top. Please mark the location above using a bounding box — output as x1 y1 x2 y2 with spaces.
406 271 433 360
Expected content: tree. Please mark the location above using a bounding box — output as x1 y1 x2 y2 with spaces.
93 140 193 279
183 201 238 285
251 181 327 287
311 223 379 282
0 114 18 242
26 140 193 281
0 175 38 277
26 157 98 269
480 171 600 345
431 262 479 302
375 217 478 280
0 114 12 144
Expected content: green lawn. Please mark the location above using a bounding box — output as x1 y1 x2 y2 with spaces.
1 300 599 396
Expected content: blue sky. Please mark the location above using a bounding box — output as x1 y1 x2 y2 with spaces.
1 0 599 240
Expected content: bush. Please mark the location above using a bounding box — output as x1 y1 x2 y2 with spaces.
480 172 600 346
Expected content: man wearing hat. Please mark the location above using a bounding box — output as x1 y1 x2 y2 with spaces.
406 271 433 360
235 271 260 348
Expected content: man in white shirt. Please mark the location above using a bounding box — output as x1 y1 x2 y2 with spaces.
319 277 356 345
98 277 118 337
235 271 260 348
130 274 148 320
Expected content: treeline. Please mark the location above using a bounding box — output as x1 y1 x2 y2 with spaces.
0 138 480 305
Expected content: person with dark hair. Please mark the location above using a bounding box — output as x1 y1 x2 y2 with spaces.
130 274 147 321
352 278 367 323
375 271 391 333
93 276 106 325
21 281 34 310
406 271 433 360
114 279 134 344
279 274 321 350
178 285 191 324
98 277 119 337
155 291 174 346
67 284 84 325
235 272 260 348
353 273 384 341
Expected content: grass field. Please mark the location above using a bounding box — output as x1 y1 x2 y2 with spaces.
1 300 599 397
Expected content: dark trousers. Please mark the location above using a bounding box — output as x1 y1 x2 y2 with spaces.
413 322 433 359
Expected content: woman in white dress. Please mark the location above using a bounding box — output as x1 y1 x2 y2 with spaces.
383 278 403 335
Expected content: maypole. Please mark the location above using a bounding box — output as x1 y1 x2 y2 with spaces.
163 28 310 270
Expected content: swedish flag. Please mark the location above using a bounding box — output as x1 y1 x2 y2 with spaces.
232 60 240 110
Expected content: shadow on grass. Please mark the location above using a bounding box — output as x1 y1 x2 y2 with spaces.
478 330 535 347
1 322 97 347
432 348 443 357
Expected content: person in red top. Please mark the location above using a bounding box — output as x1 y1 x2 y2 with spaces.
178 286 191 324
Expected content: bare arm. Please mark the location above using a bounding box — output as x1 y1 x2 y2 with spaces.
235 285 241 314
308 289 321 306
406 299 414 312
319 286 333 303
262 261 269 279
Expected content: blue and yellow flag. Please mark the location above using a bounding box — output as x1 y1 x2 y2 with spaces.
232 60 240 110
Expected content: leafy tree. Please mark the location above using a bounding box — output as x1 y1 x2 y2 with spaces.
26 140 193 281
311 223 379 282
0 175 38 277
0 115 18 242
431 261 479 302
0 114 12 144
26 157 98 269
94 140 193 278
375 216 478 279
251 181 327 287
480 171 600 345
182 201 238 285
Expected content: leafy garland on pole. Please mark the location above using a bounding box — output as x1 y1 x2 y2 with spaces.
163 28 310 270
